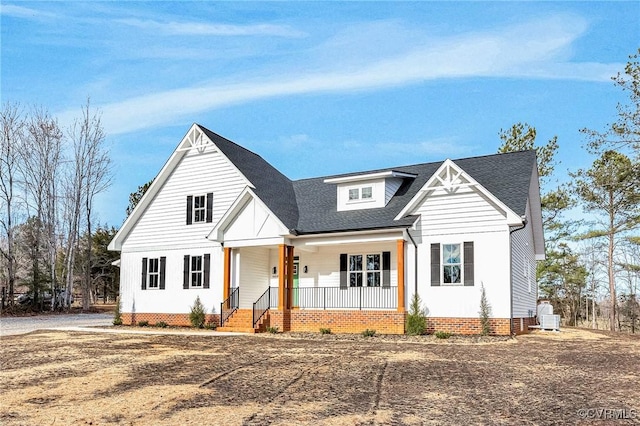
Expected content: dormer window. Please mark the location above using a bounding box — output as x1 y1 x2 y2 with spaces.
348 186 373 202
361 186 373 199
324 170 416 212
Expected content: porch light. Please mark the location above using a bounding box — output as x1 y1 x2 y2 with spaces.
303 265 308 273
272 266 277 274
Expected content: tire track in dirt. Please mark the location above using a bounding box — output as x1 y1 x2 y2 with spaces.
199 355 277 388
241 359 334 425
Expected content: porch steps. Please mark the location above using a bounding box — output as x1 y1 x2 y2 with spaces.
218 309 269 333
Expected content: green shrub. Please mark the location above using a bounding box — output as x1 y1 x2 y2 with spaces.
319 327 331 335
479 283 492 336
362 329 376 337
113 296 123 326
155 321 168 328
189 296 206 328
204 320 217 330
435 330 452 339
138 320 149 327
266 326 279 334
406 293 427 335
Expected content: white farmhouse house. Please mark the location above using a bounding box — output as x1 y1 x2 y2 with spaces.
108 124 544 335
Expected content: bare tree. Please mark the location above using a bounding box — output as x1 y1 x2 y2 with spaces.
0 102 24 307
18 107 64 308
65 99 112 310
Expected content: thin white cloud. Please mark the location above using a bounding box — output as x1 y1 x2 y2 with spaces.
58 15 623 135
116 18 305 37
0 4 57 19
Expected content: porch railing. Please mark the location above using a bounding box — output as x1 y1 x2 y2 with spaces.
268 286 397 310
253 287 271 328
220 287 239 327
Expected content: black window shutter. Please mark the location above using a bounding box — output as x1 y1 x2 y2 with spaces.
203 253 210 288
183 255 190 289
206 193 213 223
382 251 391 287
464 242 474 286
430 244 440 286
159 257 166 290
339 254 348 289
186 195 193 225
141 257 148 290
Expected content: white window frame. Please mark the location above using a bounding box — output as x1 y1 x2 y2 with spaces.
147 258 160 289
361 186 373 199
442 243 462 285
349 253 382 287
191 255 203 288
347 186 374 203
193 194 206 223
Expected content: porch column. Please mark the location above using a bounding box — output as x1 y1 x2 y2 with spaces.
397 239 405 312
223 247 231 306
278 244 286 310
286 245 294 309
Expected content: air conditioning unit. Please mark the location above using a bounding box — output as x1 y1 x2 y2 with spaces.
540 314 560 331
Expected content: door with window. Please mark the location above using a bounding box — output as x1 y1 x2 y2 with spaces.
293 261 299 307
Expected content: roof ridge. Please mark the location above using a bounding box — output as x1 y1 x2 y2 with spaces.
293 149 535 183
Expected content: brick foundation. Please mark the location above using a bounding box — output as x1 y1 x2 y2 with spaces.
512 316 537 335
122 312 220 327
122 311 528 336
426 317 511 336
270 309 406 334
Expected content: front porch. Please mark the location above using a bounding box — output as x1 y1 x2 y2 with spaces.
218 239 407 334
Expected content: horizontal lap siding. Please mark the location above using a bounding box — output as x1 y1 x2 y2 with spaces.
511 200 537 318
413 186 512 319
419 188 506 235
119 248 224 315
122 149 247 250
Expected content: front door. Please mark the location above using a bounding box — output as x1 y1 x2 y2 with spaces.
293 261 299 307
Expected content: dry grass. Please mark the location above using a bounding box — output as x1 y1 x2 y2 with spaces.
1 327 639 425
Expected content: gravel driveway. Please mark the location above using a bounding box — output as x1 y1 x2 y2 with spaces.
0 313 112 336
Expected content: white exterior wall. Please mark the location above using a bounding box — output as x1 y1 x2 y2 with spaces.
119 147 247 315
237 247 270 308
122 149 247 250
267 242 399 289
511 199 538 317
407 186 512 318
119 245 223 315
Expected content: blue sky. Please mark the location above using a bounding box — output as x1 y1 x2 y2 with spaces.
2 2 638 228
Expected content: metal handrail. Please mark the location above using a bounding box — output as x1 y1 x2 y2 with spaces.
252 287 271 328
220 287 239 327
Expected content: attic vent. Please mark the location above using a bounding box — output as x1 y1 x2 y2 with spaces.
429 162 472 194
187 127 209 153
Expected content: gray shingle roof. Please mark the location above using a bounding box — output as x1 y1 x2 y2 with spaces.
198 125 299 229
198 125 536 235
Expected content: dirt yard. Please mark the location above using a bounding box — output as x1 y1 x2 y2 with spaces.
1 328 638 425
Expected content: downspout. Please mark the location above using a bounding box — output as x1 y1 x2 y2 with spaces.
509 216 528 336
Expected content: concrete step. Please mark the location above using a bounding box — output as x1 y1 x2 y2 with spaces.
217 326 256 333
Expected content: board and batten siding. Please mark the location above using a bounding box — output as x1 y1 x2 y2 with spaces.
121 148 248 250
237 247 270 309
510 199 537 318
119 248 224 315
